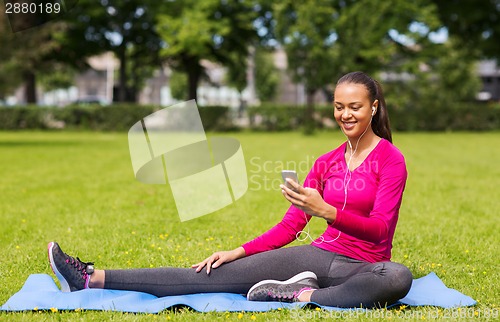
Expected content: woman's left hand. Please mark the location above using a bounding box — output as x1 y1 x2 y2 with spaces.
281 179 336 223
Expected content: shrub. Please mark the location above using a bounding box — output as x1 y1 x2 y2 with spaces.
388 102 500 131
247 104 335 131
0 102 498 132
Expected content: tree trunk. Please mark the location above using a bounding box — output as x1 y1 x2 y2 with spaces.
304 88 316 135
23 71 37 104
130 61 140 103
182 55 201 101
118 46 127 102
187 65 200 101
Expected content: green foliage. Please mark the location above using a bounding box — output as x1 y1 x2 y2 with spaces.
169 71 189 101
272 0 441 135
197 106 234 131
274 0 337 93
248 102 500 132
274 0 339 134
432 40 482 101
0 106 61 129
0 102 499 132
433 0 500 60
0 10 68 102
225 52 247 94
384 38 483 130
38 64 76 92
157 0 261 100
59 0 163 102
0 0 499 122
1 0 498 111
388 102 500 132
0 105 231 131
248 104 304 131
259 100 473 132
332 0 441 77
248 104 336 131
226 46 280 103
272 0 441 89
0 13 21 98
0 60 21 100
254 48 279 102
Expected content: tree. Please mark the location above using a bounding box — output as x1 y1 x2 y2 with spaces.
384 37 481 115
433 0 500 60
331 1 483 121
0 11 21 99
274 0 338 134
0 9 68 103
157 0 261 101
274 0 445 133
59 0 163 102
333 1 441 76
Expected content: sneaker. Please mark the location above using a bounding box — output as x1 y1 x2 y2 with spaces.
247 271 319 302
47 242 95 292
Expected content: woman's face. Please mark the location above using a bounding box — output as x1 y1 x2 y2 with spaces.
333 83 377 139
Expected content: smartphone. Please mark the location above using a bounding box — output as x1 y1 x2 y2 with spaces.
281 170 299 191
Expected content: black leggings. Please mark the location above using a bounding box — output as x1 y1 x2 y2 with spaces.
104 245 413 308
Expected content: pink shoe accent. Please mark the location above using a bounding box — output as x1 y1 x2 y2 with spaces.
84 275 91 289
296 287 315 300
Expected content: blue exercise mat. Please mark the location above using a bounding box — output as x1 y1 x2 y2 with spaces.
0 272 475 313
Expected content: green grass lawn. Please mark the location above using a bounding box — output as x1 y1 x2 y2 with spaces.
0 130 498 321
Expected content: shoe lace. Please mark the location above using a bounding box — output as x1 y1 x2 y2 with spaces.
66 256 94 279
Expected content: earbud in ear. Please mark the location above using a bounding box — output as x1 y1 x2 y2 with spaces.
371 106 376 116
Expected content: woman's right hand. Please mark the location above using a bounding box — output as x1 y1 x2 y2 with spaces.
191 246 246 275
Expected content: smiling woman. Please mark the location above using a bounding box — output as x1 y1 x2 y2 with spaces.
45 71 413 309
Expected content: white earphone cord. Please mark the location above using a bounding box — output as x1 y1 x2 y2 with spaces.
296 109 374 244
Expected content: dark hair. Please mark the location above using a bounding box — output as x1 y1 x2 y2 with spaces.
336 71 392 143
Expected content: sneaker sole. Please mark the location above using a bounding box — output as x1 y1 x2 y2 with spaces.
246 271 317 300
47 242 71 292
